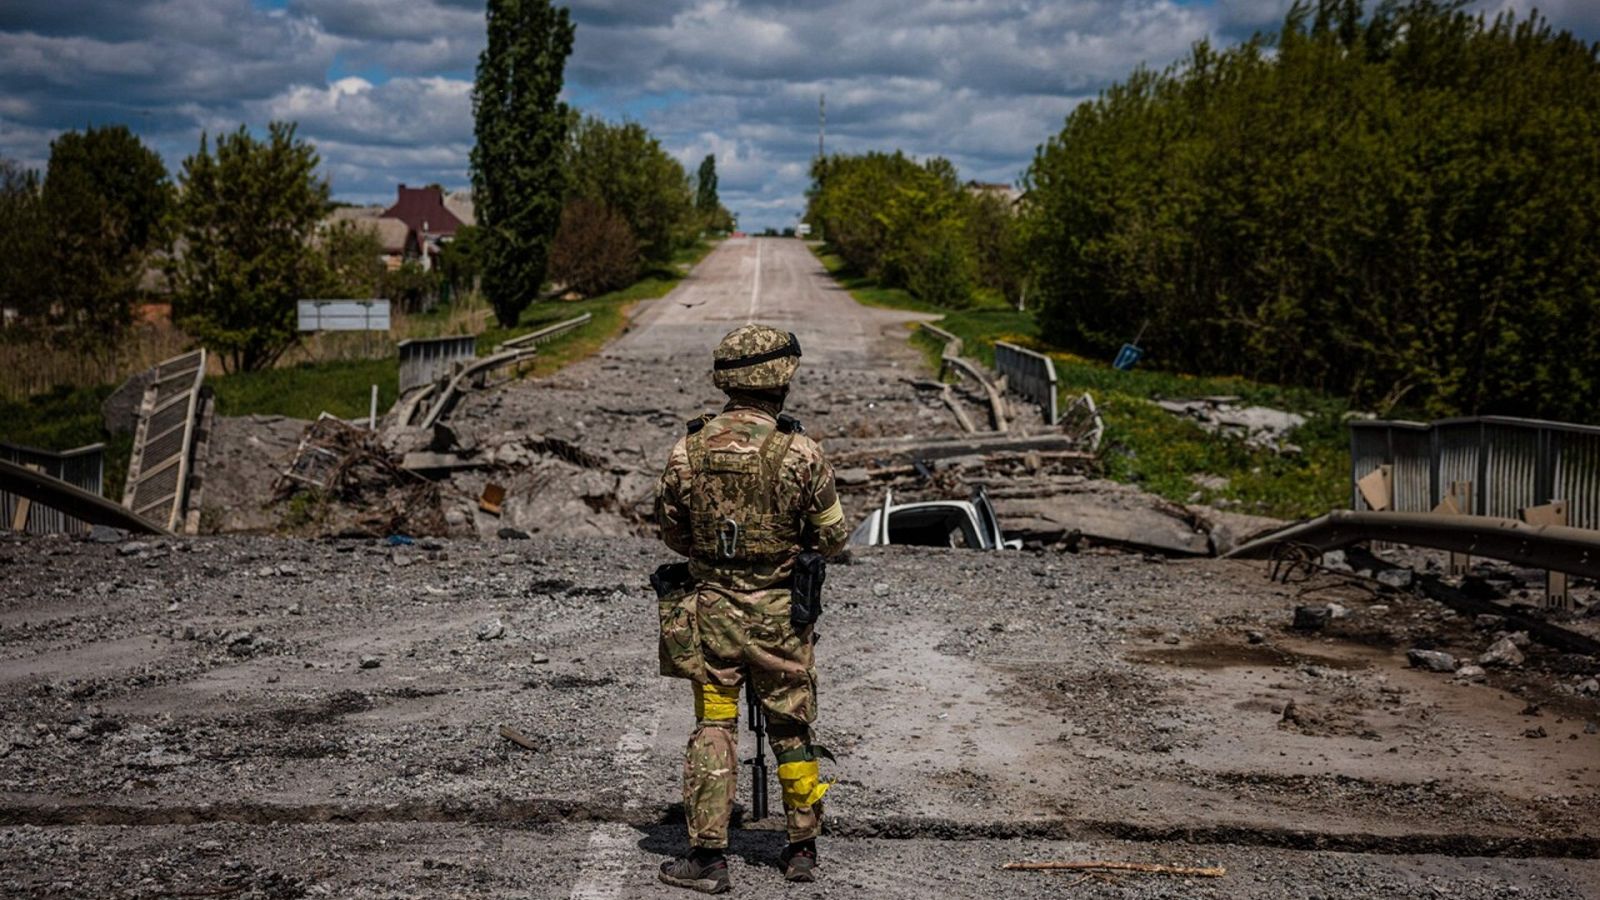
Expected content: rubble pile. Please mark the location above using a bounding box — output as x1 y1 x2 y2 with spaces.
273 416 446 538
1155 396 1307 453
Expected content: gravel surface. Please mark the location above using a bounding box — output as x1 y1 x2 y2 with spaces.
3 239 1597 897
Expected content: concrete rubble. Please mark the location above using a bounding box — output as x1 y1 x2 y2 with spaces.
1155 396 1307 453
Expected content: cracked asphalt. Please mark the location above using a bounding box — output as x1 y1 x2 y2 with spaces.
3 239 1598 898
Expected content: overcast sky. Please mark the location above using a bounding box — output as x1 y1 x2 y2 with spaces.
3 0 1596 232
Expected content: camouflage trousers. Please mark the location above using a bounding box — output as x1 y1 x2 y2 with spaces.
683 585 821 849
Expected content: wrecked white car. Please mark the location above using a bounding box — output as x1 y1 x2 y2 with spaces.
847 487 1021 550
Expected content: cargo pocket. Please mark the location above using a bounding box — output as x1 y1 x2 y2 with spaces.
658 588 706 681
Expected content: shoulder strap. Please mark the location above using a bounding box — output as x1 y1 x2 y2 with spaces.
755 427 796 498
687 428 709 477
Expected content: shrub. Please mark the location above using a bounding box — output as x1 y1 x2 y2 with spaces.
548 198 639 297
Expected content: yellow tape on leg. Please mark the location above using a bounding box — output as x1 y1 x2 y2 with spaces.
776 759 832 809
694 683 741 721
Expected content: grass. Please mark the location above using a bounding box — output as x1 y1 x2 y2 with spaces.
812 245 1350 520
211 356 401 421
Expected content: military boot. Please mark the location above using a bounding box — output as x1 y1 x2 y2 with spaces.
659 848 731 894
779 839 818 882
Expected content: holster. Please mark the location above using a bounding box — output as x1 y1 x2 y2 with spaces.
790 551 826 628
651 562 705 681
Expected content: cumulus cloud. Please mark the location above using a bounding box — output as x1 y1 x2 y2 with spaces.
1 0 1595 227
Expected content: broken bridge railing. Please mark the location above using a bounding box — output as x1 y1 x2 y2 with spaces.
1349 416 1600 530
919 322 1007 433
397 335 478 395
993 341 1058 425
1348 415 1600 609
1 442 105 535
122 349 211 532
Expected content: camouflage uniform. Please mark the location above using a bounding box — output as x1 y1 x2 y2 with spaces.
655 325 849 851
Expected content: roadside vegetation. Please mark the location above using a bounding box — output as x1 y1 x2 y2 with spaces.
809 3 1599 427
807 1 1599 517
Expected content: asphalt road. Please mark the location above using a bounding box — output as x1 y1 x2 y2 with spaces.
3 240 1598 898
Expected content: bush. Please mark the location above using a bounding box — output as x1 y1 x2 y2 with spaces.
548 198 638 297
903 225 975 309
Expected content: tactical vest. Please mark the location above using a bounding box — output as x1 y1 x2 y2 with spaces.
686 416 801 564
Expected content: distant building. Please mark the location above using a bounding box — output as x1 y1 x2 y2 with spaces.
443 189 476 228
322 205 418 271
316 185 475 273
965 180 1024 209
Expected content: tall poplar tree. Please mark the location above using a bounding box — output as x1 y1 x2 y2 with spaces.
470 0 575 328
695 154 719 213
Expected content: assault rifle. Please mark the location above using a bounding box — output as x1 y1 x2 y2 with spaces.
744 684 770 820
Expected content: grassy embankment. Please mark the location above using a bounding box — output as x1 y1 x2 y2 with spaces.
0 241 718 499
813 247 1349 521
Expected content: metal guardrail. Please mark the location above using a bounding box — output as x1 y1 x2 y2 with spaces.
397 335 479 395
994 341 1059 425
918 323 1007 433
0 458 171 536
1227 509 1600 580
1 442 105 535
122 349 207 531
497 312 593 351
1349 416 1600 530
418 346 540 430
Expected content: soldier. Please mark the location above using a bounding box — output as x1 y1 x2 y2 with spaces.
653 324 849 893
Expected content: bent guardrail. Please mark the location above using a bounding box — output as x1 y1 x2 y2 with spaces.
918 323 1007 433
1 442 105 535
497 312 593 352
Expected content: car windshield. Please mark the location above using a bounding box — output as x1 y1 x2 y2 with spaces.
885 505 982 548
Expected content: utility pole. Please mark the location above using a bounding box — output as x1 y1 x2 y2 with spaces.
818 93 825 161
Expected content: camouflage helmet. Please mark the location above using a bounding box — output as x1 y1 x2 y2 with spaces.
712 324 802 391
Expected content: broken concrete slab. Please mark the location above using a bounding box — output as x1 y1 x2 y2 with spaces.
1156 397 1307 453
991 480 1211 556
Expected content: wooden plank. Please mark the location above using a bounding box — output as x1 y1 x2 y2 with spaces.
1522 501 1570 609
1357 465 1392 512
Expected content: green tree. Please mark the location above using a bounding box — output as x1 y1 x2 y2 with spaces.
806 151 975 307
0 159 47 323
565 117 694 265
168 122 330 373
380 260 437 313
470 0 575 328
39 125 170 342
438 224 484 296
695 154 719 213
319 221 386 299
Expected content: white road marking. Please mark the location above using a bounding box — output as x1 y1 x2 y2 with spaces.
747 238 762 323
568 677 668 900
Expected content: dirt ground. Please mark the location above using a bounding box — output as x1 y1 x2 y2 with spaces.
4 239 1598 898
